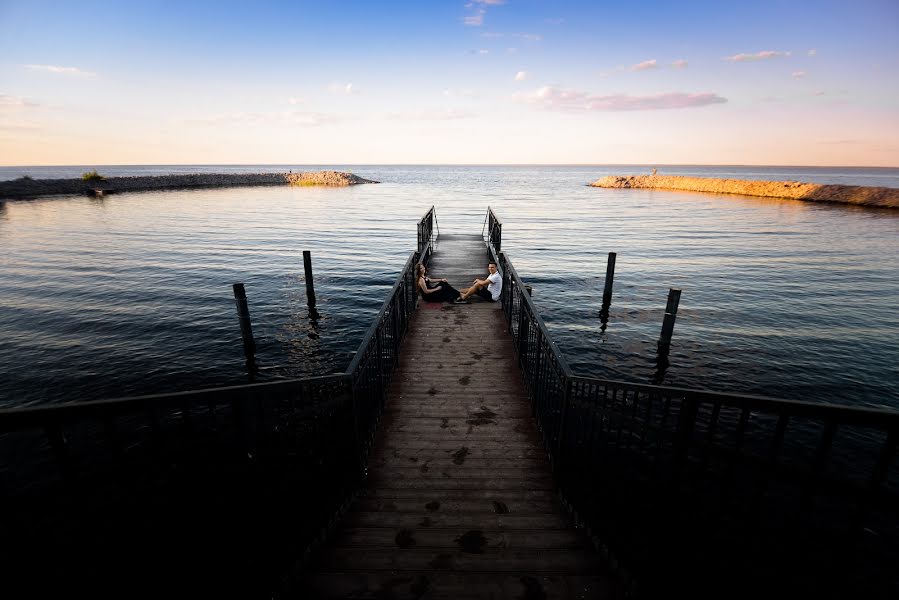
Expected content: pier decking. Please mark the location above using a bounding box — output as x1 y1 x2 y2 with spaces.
300 234 613 598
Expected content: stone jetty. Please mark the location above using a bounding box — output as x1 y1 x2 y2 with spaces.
591 175 899 209
0 170 379 200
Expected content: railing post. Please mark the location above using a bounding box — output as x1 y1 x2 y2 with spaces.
555 377 572 475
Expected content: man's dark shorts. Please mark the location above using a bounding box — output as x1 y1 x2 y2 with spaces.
476 288 496 302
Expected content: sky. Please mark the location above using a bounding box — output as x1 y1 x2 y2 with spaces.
1 0 898 166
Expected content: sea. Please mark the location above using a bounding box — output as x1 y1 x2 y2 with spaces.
1 164 897 410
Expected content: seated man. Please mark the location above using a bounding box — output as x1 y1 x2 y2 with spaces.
456 262 502 303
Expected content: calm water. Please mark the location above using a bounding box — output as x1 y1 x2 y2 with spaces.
1 165 897 410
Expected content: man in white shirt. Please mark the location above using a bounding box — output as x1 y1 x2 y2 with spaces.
456 262 502 303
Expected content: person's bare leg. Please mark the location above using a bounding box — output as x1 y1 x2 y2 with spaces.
460 281 486 300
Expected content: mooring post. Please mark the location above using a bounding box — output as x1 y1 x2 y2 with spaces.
303 250 317 309
602 252 617 306
658 288 682 350
232 283 257 365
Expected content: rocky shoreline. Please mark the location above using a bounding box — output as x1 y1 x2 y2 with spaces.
0 170 379 200
590 175 899 208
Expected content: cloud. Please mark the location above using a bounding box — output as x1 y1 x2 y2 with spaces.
514 71 530 81
545 18 564 25
328 82 357 94
386 108 476 120
808 48 817 56
24 64 96 77
520 86 727 111
671 59 688 69
724 50 791 62
630 59 658 72
192 110 340 127
0 93 38 108
792 71 806 79
443 88 477 98
288 97 303 105
483 32 542 41
464 14 484 26
478 49 489 55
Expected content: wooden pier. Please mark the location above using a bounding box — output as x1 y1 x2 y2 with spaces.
300 233 614 598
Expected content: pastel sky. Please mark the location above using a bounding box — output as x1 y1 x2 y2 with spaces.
1 0 898 166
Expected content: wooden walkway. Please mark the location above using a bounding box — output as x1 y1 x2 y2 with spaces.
300 234 613 599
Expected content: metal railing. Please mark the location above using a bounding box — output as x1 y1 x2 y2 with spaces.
486 205 502 252
489 218 899 598
417 205 436 256
0 209 433 598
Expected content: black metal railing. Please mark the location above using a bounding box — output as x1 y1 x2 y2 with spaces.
486 205 502 252
417 205 435 256
491 225 899 598
0 209 433 598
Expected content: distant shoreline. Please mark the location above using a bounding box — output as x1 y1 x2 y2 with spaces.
591 175 899 209
0 171 378 200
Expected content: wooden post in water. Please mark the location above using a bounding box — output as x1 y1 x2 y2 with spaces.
301 250 322 319
599 252 617 331
602 252 617 306
658 288 682 350
232 283 257 369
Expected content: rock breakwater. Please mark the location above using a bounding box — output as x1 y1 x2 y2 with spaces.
591 175 899 209
0 170 378 200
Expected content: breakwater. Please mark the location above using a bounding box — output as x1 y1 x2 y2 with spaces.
0 170 378 200
591 175 899 208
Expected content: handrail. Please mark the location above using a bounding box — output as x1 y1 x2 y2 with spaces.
489 207 899 598
416 205 436 256
486 205 502 252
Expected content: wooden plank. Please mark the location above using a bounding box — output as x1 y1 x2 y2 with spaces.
298 573 613 600
330 528 586 549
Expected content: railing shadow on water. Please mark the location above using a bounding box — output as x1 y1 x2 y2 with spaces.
0 208 436 598
487 222 898 600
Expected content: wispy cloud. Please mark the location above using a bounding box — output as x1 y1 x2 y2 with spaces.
481 32 542 41
387 108 476 120
474 0 505 4
24 64 97 77
808 48 817 56
514 71 530 81
630 59 658 72
724 50 791 62
464 13 484 26
191 110 340 127
478 49 489 55
443 88 477 98
520 86 727 111
288 97 303 105
671 59 688 69
0 93 39 108
327 82 357 94
545 18 564 25
792 71 807 79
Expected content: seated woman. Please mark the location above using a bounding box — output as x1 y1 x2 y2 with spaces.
416 264 462 303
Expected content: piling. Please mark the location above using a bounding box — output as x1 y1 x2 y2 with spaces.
658 288 682 349
600 252 617 331
232 283 257 369
303 250 317 309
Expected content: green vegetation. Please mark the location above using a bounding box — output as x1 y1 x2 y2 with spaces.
81 170 106 182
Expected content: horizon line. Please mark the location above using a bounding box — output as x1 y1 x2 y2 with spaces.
2 162 898 169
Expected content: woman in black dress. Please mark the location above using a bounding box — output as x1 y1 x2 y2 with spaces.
416 264 462 303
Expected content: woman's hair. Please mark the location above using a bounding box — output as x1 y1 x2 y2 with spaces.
416 264 426 297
